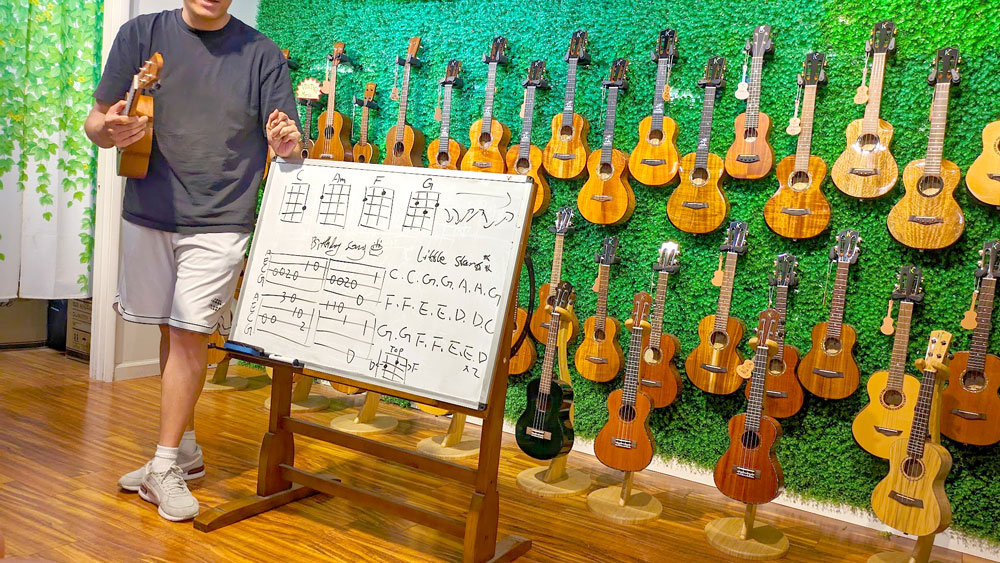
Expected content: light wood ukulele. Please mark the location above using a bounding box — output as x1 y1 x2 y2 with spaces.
941 240 1000 445
427 60 466 170
352 82 380 164
310 42 353 161
529 207 581 343
763 52 831 240
542 30 591 180
508 283 538 376
575 237 625 383
117 52 163 179
871 331 953 537
594 292 656 473
666 56 729 234
684 221 748 395
831 21 899 199
747 253 804 419
714 308 784 505
628 29 680 187
505 60 551 216
887 47 965 250
577 58 635 226
638 242 683 408
460 36 511 174
852 265 924 458
294 78 322 158
797 229 862 400
966 119 1000 208
383 37 426 167
724 25 775 180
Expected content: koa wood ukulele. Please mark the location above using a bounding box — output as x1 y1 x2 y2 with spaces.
871 331 953 537
383 37 425 167
966 118 1000 208
117 52 163 179
508 283 537 376
667 56 729 234
575 237 625 383
797 230 862 400
887 47 965 250
639 242 683 408
832 21 899 199
352 82 380 164
852 265 924 459
685 221 748 395
427 59 466 170
529 207 580 343
310 42 353 161
294 78 321 158
542 30 591 180
516 281 575 460
941 240 1000 445
628 29 680 187
714 308 783 505
505 60 551 216
763 52 831 240
594 292 656 472
577 58 635 226
460 36 511 174
724 25 775 180
747 253 804 419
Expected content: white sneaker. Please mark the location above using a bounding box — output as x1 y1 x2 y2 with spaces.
138 463 200 522
118 445 205 492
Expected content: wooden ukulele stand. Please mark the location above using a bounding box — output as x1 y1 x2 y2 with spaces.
417 412 480 459
517 310 590 497
330 392 399 434
587 470 662 524
705 503 788 560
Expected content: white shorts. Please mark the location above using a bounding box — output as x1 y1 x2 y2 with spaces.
115 220 250 335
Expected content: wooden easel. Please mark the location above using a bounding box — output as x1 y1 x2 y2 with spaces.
517 310 589 496
330 392 399 434
704 503 789 560
587 470 662 524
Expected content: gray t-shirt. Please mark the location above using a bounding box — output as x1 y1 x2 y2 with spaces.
94 9 299 233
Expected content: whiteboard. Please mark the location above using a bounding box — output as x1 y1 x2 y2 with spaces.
231 159 533 410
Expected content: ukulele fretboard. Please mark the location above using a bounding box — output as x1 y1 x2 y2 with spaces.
694 86 718 169
969 277 996 372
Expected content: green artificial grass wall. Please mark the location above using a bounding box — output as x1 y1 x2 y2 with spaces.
258 0 1000 541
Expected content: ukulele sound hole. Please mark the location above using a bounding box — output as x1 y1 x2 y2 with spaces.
356 154 368 163
743 127 759 142
598 162 614 181
901 457 925 480
559 125 574 139
740 430 761 450
324 126 334 138
822 336 843 356
857 133 880 151
648 129 663 144
789 171 811 191
709 330 729 350
881 389 904 409
691 167 709 187
643 347 662 364
618 404 637 423
478 131 493 147
917 175 944 197
594 328 607 341
767 358 786 376
961 369 986 392
436 152 451 167
393 141 405 157
515 157 531 174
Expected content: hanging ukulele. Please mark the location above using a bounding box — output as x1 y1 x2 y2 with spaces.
966 118 1000 208
117 52 163 179
724 25 775 180
577 58 634 225
294 78 322 159
666 56 729 234
505 60 551 216
628 29 680 187
509 283 538 376
310 42 354 162
887 47 965 250
529 207 581 343
638 242 683 408
383 37 425 167
763 52 831 240
797 230 862 400
749 253 804 419
352 82 380 164
941 240 1000 445
542 30 591 180
427 59 466 170
460 36 511 174
574 237 625 383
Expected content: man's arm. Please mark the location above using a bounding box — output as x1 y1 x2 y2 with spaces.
85 100 149 150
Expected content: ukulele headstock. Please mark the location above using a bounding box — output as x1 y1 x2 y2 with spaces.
602 58 629 91
653 242 680 274
892 265 924 303
800 51 827 87
133 52 164 91
553 280 574 312
441 59 464 89
745 25 774 58
484 36 509 65
868 20 897 57
770 253 798 289
929 47 961 86
630 292 653 328
977 240 1000 279
923 330 953 372
397 36 422 67
830 229 862 264
354 82 379 109
720 221 749 255
698 56 726 91
549 206 574 235
524 60 548 89
596 237 621 266
754 308 781 351
566 30 590 66
328 42 350 65
652 29 678 63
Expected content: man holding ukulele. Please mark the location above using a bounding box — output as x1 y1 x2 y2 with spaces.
85 0 301 521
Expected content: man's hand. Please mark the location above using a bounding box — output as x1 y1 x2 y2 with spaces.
266 109 302 159
101 100 149 149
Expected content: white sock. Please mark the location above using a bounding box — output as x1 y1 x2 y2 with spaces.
151 445 179 473
179 430 198 457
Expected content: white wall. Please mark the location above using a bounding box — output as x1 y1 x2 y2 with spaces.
131 0 259 27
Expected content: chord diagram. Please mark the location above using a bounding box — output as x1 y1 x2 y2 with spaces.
262 253 327 292
280 183 310 223
317 183 351 227
402 189 440 234
359 186 394 231
374 348 414 384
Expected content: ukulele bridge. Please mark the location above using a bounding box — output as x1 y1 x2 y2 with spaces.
473 161 492 169
874 426 903 437
640 159 666 166
848 167 878 177
320 153 334 159
590 195 613 202
612 438 636 449
765 390 787 398
553 153 577 160
641 379 662 388
733 466 761 479
780 208 812 216
586 356 608 364
950 408 987 420
812 368 843 379
682 202 709 210
988 174 1000 182
889 490 924 508
908 215 944 226
700 363 727 374
526 427 552 440
736 154 760 163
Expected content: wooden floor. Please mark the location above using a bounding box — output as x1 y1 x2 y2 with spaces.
0 348 990 563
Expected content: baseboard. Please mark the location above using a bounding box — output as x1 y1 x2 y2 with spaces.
113 358 160 381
